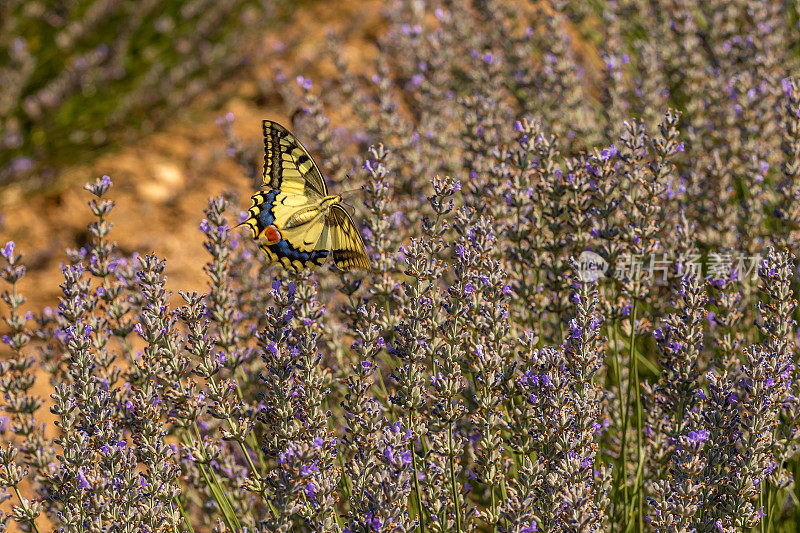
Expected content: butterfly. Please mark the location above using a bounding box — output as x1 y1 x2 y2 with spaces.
239 120 371 272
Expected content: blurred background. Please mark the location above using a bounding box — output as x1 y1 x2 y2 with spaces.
0 0 385 312
3 1 800 530
2 0 799 312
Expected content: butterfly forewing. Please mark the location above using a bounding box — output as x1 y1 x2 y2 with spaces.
262 120 327 198
328 205 370 271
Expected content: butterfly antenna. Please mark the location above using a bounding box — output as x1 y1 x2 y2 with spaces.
340 202 357 217
340 175 363 198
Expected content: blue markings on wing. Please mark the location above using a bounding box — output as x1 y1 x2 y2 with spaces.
269 239 328 264
256 191 278 229
256 207 275 228
259 189 327 265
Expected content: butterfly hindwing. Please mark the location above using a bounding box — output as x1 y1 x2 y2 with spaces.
243 191 329 272
262 120 327 198
328 205 370 271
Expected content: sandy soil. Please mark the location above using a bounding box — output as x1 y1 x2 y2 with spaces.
0 0 384 315
0 3 383 526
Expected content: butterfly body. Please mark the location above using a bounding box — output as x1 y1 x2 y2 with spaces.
239 120 370 272
283 194 342 229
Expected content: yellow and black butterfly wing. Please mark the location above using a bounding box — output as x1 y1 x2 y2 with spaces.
242 191 330 272
262 120 327 198
327 205 370 271
244 120 366 272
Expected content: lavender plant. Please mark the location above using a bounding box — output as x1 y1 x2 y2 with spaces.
3 0 800 531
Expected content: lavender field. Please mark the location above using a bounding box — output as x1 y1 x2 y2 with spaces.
2 0 800 531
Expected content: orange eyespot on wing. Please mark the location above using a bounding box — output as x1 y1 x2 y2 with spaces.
260 225 283 245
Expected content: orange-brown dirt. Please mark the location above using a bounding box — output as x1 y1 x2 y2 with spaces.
0 1 605 527
1 0 383 331
0 2 383 527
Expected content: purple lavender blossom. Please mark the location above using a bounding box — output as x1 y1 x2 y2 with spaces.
4 5 800 532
